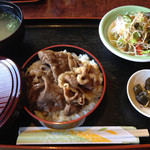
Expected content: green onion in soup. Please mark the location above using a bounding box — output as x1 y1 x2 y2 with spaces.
0 11 20 41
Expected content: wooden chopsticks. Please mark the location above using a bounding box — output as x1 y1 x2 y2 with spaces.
127 129 149 137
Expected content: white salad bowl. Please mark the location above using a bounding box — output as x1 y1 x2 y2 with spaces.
99 5 150 62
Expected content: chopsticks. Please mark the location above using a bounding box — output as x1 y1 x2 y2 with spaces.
127 129 149 137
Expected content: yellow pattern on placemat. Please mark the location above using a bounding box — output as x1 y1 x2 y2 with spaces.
76 131 111 142
106 130 118 135
24 129 112 142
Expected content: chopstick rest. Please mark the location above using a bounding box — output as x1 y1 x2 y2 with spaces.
16 126 149 145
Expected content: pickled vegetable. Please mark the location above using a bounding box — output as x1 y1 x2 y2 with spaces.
145 78 150 91
133 79 150 107
135 90 149 106
133 84 142 95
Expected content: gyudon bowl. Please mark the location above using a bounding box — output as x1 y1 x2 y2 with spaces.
22 45 106 129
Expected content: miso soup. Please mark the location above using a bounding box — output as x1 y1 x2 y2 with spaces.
0 11 20 41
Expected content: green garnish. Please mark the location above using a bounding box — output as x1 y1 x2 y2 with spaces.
123 15 132 23
7 22 16 32
138 25 143 30
118 38 124 43
131 38 137 44
133 32 141 40
140 50 150 54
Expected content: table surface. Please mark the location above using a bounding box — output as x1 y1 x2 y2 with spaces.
11 0 150 19
1 0 150 150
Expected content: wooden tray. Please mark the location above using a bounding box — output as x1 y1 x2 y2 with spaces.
0 19 150 150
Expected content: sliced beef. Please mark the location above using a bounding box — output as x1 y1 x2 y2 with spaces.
27 79 44 111
26 50 97 118
64 103 82 116
67 53 82 70
38 50 70 83
38 50 82 83
37 75 65 113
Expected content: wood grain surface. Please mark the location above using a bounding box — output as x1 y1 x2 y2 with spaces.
16 0 150 19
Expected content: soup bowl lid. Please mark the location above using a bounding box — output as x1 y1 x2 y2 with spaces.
0 57 22 129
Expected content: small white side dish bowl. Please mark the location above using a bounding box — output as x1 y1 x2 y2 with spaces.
127 69 150 117
99 5 150 62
